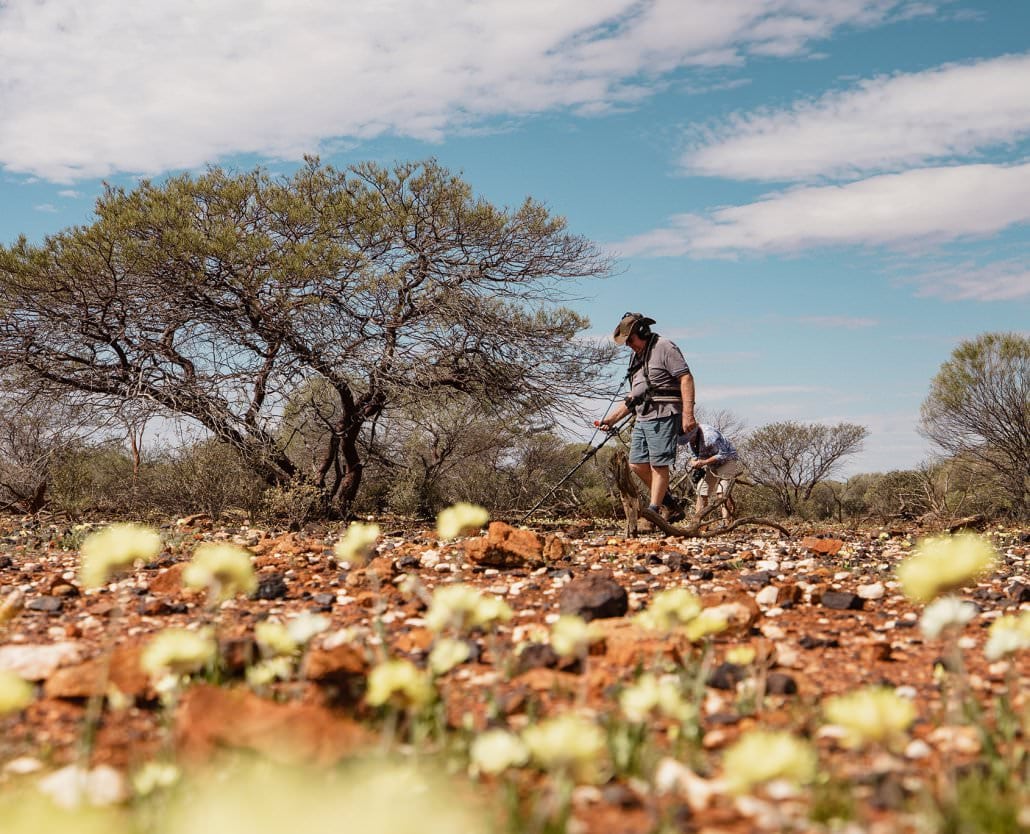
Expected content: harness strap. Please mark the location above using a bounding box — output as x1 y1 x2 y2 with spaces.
627 335 681 411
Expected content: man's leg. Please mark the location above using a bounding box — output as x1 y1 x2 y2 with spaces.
649 464 670 509
630 462 652 492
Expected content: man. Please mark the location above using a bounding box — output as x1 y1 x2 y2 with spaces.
599 312 697 521
679 423 744 521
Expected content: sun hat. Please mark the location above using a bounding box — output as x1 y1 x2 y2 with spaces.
613 312 656 345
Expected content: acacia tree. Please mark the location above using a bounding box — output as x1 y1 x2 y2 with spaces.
920 332 1030 516
0 159 614 516
741 421 868 516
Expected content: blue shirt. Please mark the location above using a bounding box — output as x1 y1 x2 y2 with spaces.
678 423 738 463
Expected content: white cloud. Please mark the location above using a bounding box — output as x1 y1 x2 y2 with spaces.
0 0 932 182
614 162 1030 257
57 189 82 198
905 259 1030 301
33 203 57 213
683 52 1030 181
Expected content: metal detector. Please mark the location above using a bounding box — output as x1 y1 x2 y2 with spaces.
519 413 633 523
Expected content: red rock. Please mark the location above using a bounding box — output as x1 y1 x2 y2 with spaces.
392 627 434 655
300 642 370 683
147 563 188 595
43 643 150 699
590 617 691 666
463 522 544 568
801 536 845 556
175 683 372 765
700 592 761 634
543 534 568 560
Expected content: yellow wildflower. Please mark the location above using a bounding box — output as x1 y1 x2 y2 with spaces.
246 656 294 688
984 611 1030 661
896 533 997 602
722 730 817 794
469 729 530 776
919 595 977 639
549 615 601 659
160 759 488 834
823 686 916 749
0 669 34 715
425 584 511 634
620 674 694 724
141 628 216 679
428 638 471 675
131 762 181 797
636 587 702 632
522 714 606 781
685 609 728 642
436 503 489 540
79 523 163 588
366 660 434 709
333 522 381 564
286 611 330 645
726 646 757 666
255 621 298 657
182 542 257 602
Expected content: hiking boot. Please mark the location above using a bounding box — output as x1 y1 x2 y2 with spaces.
662 496 686 523
664 504 686 524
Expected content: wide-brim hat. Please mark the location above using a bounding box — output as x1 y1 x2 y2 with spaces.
613 312 656 345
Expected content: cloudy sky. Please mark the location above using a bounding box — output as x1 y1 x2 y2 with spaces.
1 0 1027 474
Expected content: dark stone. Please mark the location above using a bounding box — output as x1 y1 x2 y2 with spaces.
137 597 188 616
766 672 798 695
547 569 573 581
513 643 560 676
707 662 747 690
601 784 642 809
393 555 420 571
707 712 742 726
255 573 288 600
1006 581 1030 603
799 634 839 649
558 572 628 621
312 593 335 610
0 556 12 569
740 571 772 589
27 596 63 613
661 553 683 571
820 591 864 611
689 569 714 581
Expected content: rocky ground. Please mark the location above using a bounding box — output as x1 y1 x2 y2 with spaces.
0 513 1027 833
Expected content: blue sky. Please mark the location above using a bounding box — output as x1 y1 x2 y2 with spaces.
1 0 1027 475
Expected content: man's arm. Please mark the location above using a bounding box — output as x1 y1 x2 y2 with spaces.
680 372 697 434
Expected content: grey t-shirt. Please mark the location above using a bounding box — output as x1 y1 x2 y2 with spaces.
627 336 690 421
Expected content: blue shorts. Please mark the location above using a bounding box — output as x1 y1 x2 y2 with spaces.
629 415 679 466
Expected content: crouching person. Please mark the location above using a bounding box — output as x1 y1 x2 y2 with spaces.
680 424 744 521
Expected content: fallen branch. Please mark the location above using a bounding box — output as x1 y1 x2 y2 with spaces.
640 507 791 538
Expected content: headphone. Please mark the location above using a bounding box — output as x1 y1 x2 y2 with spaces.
625 312 656 340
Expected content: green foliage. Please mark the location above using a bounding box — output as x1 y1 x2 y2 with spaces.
0 159 614 518
921 332 1030 517
741 421 869 516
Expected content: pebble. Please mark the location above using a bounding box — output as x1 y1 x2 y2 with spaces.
419 551 440 568
754 586 779 606
904 739 932 759
857 582 886 600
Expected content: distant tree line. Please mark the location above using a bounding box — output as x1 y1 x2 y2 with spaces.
0 158 1025 524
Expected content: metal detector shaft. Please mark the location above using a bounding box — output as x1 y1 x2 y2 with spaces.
520 415 632 523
